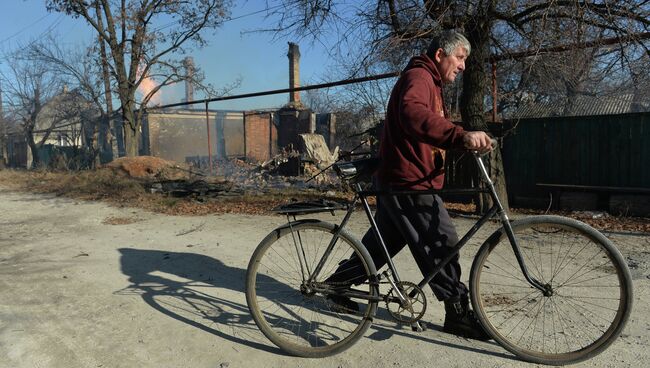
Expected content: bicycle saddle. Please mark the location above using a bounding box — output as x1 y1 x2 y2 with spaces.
334 157 381 183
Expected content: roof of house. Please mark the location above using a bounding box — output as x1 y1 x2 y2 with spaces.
505 93 650 120
34 89 98 132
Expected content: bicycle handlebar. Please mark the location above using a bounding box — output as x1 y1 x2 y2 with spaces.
472 138 499 157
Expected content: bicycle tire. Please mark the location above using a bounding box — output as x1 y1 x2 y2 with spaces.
246 219 379 357
470 215 633 365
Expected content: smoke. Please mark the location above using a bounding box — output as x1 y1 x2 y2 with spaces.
136 65 162 106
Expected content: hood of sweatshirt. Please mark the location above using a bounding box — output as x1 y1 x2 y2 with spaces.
404 54 442 85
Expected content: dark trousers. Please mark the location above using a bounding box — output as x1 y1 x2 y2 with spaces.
329 193 467 301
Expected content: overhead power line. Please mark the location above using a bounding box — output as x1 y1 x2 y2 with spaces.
153 3 285 32
0 15 65 62
0 13 51 45
149 31 650 111
149 71 401 110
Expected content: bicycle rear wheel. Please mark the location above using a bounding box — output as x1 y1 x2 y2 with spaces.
246 220 378 357
470 215 633 365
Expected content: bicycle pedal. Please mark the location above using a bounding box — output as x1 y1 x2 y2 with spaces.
410 321 426 332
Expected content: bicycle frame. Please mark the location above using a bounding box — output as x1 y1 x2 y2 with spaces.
250 148 633 362
303 153 548 304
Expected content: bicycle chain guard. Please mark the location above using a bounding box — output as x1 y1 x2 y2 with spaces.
385 281 427 324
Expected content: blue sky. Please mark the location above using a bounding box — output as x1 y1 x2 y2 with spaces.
0 0 334 110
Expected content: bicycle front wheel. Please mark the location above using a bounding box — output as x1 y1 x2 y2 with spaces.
470 215 633 365
246 220 378 357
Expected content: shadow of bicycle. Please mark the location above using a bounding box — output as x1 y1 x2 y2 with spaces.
116 247 515 361
116 247 288 354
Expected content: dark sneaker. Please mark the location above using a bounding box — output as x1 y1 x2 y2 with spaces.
326 293 359 314
443 295 491 341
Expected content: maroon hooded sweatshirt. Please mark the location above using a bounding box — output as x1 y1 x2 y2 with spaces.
377 54 467 190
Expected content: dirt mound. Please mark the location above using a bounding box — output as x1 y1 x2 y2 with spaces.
105 156 191 180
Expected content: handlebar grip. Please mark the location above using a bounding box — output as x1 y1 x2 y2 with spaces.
491 138 498 149
472 138 498 157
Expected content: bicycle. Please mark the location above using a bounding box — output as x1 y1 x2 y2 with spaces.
245 145 633 365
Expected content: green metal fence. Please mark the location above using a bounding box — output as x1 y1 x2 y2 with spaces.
37 144 94 169
502 112 650 207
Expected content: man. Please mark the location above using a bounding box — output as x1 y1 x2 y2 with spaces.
328 31 492 340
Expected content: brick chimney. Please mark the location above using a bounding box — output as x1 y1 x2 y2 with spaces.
183 57 195 103
287 42 301 103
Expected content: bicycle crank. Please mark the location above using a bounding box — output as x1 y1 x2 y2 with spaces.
385 281 427 324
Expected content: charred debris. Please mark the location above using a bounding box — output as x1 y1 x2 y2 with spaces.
143 133 369 201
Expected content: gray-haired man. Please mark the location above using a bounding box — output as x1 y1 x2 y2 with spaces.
328 31 491 340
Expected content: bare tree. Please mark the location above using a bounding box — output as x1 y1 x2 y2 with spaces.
265 0 650 211
299 43 398 150
46 0 233 157
0 51 86 168
25 35 111 165
304 85 384 150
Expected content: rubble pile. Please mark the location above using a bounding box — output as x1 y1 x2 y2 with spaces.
260 148 301 172
105 156 193 180
105 134 348 200
148 179 240 199
299 133 339 169
208 134 345 192
212 158 278 191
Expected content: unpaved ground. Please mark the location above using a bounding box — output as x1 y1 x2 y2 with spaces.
1 189 649 368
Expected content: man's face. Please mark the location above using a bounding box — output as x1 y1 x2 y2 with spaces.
434 46 468 84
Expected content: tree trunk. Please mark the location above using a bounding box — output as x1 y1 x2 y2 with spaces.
1 138 7 167
489 144 509 211
460 28 490 132
97 114 112 163
26 133 40 169
122 99 139 157
98 33 114 163
461 17 509 213
123 127 139 157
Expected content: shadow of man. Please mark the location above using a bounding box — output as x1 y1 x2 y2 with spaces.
117 248 512 361
117 247 286 354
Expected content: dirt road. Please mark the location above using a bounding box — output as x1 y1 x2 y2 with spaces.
1 189 648 368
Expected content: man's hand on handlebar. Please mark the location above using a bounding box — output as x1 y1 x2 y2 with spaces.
463 131 493 153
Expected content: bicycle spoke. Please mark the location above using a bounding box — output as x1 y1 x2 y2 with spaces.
247 223 377 357
472 217 632 364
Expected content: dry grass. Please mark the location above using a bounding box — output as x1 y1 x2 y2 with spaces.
511 207 650 233
0 168 143 200
0 168 341 216
1 168 648 233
